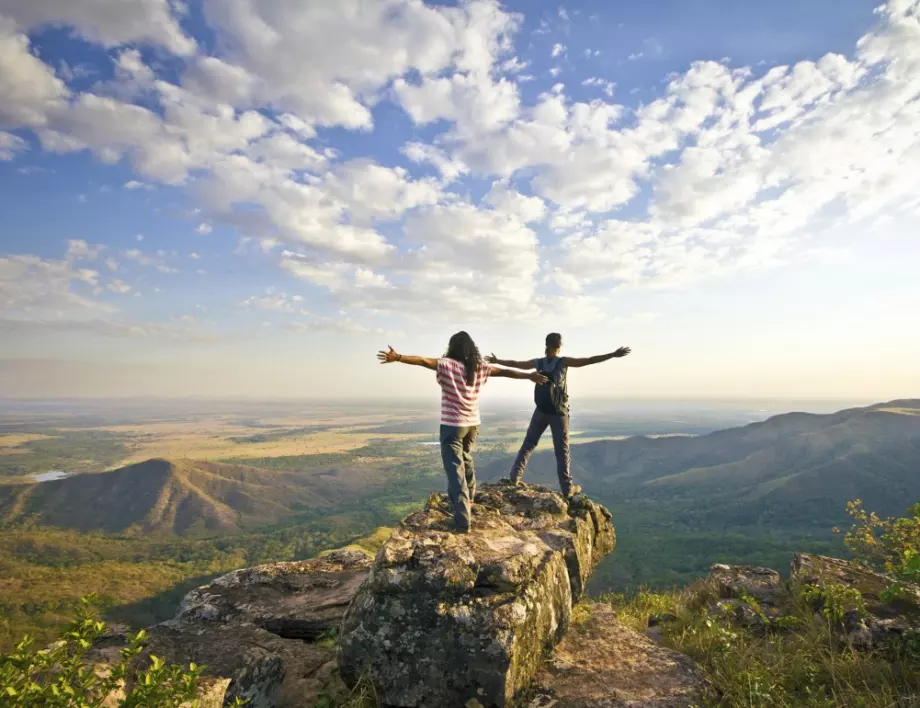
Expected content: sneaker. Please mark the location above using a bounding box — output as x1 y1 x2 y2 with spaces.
563 484 582 499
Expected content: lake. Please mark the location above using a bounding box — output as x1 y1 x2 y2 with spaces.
31 471 70 483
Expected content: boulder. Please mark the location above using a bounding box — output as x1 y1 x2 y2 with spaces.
89 623 286 708
176 548 372 640
338 482 615 708
527 603 708 708
791 553 920 650
90 549 372 707
709 563 784 608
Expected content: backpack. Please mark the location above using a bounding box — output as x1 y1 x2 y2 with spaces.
534 357 568 414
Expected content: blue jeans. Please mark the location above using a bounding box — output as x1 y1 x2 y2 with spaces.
439 424 479 530
510 409 574 495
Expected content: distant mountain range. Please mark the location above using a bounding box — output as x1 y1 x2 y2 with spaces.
0 458 387 536
484 399 920 532
2 400 918 544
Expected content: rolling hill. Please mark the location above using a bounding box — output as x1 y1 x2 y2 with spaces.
480 399 920 589
0 458 391 536
484 399 920 532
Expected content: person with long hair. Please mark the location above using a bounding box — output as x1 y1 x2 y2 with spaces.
378 332 547 533
488 333 631 498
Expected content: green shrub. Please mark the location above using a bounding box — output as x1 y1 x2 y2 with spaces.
0 596 230 707
799 583 867 624
839 500 920 581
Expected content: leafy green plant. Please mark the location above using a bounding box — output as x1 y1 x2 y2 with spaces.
839 501 920 578
0 596 223 707
799 583 867 624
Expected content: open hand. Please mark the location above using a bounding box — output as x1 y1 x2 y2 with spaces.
377 345 399 364
614 346 631 358
486 352 498 364
529 371 549 385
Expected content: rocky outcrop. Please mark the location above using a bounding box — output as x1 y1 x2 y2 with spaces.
710 563 784 607
338 481 615 708
176 549 372 640
90 550 373 707
698 555 920 651
792 553 920 651
528 603 708 708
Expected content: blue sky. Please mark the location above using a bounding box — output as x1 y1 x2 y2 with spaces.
1 0 919 401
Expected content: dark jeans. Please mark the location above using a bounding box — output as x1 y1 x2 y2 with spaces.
510 409 574 494
439 424 479 530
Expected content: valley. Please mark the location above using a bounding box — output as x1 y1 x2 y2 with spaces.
1 396 915 654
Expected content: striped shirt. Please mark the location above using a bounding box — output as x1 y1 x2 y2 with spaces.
436 358 490 427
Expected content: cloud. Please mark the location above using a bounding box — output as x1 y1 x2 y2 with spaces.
501 56 529 74
201 0 520 130
124 179 153 190
0 18 68 128
1 0 196 55
123 248 178 273
2 0 920 333
66 239 102 261
0 130 27 160
402 142 469 182
394 72 521 138
0 253 111 317
107 279 132 294
485 181 547 223
238 291 304 312
581 77 615 97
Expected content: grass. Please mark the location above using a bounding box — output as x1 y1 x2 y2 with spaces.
313 671 380 708
602 580 920 707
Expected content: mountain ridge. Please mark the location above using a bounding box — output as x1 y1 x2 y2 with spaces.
483 398 920 530
0 457 387 536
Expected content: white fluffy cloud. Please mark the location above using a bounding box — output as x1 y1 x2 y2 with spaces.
201 0 519 129
1 0 919 332
0 130 27 159
0 0 196 55
0 18 68 128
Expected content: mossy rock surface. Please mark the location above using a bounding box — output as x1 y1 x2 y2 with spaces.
338 482 616 708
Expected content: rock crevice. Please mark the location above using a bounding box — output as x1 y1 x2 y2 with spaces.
338 482 615 708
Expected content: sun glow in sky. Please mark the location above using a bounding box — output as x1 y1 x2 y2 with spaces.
1 0 919 401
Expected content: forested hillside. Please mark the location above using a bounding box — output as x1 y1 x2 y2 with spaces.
482 400 920 588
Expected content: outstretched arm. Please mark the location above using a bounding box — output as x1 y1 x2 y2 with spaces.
564 346 631 369
377 345 437 370
486 353 538 370
490 366 548 384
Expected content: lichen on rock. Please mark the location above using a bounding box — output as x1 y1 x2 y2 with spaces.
338 481 616 708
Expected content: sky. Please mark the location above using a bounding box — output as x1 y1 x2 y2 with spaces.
0 0 919 402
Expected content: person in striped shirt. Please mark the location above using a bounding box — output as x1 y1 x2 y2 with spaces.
377 331 547 533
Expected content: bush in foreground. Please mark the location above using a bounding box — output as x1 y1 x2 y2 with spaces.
0 596 228 707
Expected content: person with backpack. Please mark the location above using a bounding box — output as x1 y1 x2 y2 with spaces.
488 333 631 498
377 332 547 533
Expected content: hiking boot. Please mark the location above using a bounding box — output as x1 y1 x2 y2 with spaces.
563 484 582 499
498 477 522 487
